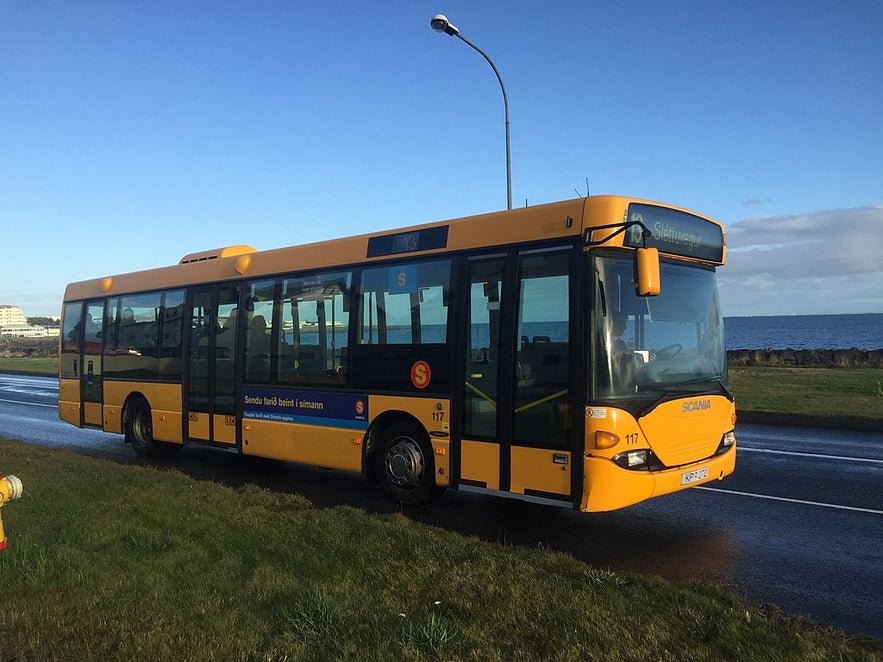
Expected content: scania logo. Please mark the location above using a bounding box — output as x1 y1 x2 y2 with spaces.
682 399 712 413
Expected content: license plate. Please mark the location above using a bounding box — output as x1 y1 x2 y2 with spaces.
681 466 708 485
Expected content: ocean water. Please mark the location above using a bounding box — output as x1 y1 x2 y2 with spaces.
292 315 881 351
724 314 882 350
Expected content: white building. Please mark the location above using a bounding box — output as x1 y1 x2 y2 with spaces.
0 305 59 338
0 305 28 326
0 323 59 338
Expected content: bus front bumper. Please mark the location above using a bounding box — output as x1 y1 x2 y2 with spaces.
580 445 736 512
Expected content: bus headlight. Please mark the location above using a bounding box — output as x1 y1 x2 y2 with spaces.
613 449 648 470
713 430 736 456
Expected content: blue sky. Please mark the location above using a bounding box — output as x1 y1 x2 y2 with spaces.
2 1 881 317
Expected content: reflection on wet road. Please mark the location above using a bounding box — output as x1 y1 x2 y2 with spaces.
1 373 881 639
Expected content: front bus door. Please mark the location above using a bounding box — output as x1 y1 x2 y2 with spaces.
187 284 240 445
81 299 106 427
459 248 576 505
60 299 106 428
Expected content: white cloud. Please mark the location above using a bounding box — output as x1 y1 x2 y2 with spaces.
718 205 883 316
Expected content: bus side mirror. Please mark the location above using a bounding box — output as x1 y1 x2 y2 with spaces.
635 248 660 296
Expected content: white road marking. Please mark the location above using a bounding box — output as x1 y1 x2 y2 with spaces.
0 398 57 409
696 486 883 515
738 446 883 464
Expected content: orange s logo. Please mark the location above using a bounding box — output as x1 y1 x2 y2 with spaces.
410 361 431 389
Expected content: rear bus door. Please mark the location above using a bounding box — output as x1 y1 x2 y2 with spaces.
186 284 241 445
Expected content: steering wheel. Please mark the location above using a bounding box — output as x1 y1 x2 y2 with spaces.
655 343 683 359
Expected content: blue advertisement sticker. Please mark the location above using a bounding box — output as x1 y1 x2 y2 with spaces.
243 388 369 430
389 264 418 294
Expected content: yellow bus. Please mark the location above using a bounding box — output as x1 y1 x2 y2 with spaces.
59 196 736 511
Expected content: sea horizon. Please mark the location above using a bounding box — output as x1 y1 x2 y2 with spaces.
724 312 882 351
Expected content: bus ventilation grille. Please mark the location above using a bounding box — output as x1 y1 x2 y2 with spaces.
179 245 257 265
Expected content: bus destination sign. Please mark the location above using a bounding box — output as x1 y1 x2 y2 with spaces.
624 204 724 262
367 226 449 258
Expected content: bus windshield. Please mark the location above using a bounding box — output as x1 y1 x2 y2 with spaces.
594 255 727 401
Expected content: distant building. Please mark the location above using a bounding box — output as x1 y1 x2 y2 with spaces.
0 306 59 338
0 323 59 338
0 305 28 326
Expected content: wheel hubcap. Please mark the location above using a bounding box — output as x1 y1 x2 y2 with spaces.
133 409 152 444
385 437 424 489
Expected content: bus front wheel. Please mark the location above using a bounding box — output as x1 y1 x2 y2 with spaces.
375 421 443 507
125 399 156 456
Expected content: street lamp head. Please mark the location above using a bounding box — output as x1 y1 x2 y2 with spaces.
430 14 459 37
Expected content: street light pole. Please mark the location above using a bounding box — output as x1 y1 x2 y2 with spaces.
431 14 512 210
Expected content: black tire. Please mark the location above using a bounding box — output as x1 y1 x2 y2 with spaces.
125 399 156 456
125 398 179 456
374 421 444 507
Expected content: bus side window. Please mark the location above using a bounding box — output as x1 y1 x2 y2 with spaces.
278 272 351 385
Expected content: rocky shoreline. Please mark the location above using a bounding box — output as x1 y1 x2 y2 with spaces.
3 338 883 368
727 348 883 368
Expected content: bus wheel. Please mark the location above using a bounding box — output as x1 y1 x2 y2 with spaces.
125 399 157 456
375 421 442 507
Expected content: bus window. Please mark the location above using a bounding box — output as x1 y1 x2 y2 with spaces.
513 251 571 447
83 300 106 404
160 290 186 379
359 260 450 345
595 256 726 399
464 259 505 439
188 288 213 412
115 292 162 379
215 285 240 415
352 260 451 391
245 279 277 382
60 302 82 379
278 272 351 385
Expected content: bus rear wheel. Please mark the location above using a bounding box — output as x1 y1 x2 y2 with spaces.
125 399 155 455
375 421 443 507
125 398 177 456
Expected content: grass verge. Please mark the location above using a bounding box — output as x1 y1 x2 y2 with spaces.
730 367 883 429
1 438 880 660
0 356 57 376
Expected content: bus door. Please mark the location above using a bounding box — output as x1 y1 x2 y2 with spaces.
459 249 576 504
186 284 241 445
80 299 106 427
59 299 106 428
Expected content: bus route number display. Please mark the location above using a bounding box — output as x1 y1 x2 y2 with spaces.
624 204 724 262
366 226 449 258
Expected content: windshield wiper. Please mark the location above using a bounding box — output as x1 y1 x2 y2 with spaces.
679 375 734 401
635 375 733 417
636 390 679 418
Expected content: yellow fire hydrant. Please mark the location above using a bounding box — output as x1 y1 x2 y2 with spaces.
0 472 23 552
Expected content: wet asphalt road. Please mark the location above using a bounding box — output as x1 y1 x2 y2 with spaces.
1 372 881 639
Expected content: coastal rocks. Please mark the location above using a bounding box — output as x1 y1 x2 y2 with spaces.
727 348 883 368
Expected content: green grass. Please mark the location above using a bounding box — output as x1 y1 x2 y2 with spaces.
730 366 883 427
1 439 880 660
0 356 58 376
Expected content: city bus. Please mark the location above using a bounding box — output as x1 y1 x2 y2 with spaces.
59 195 736 511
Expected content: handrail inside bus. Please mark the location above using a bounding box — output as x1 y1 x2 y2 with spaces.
514 389 568 414
465 381 497 407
